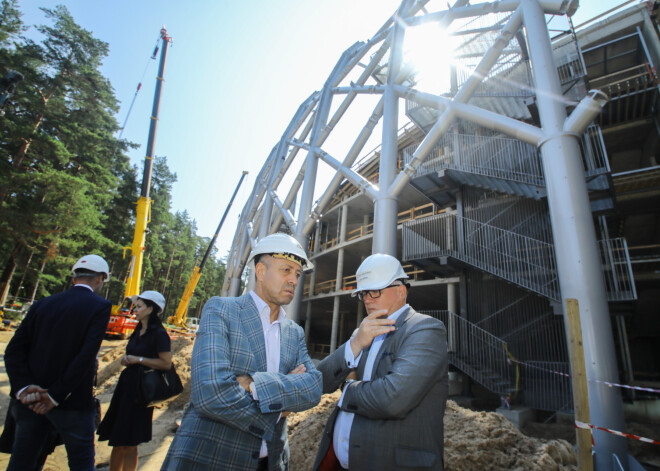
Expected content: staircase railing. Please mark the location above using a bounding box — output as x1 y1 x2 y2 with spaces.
403 125 608 189
423 310 514 395
402 213 636 302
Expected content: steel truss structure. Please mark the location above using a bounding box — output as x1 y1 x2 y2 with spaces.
223 1 649 468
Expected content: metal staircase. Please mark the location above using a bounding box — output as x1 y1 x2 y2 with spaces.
402 211 637 302
402 124 614 211
422 310 516 396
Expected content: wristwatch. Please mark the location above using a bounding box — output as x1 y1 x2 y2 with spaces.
248 381 256 394
139 357 144 364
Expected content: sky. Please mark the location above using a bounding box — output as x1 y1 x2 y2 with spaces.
19 0 633 261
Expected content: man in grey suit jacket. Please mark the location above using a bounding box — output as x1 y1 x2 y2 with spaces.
162 233 322 471
313 254 448 471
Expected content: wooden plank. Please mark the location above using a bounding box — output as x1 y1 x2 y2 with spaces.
565 298 594 471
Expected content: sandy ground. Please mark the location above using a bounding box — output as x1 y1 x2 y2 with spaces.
0 328 658 470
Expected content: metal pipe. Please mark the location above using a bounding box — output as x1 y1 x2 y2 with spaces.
521 0 628 467
372 0 409 256
269 189 297 232
396 86 545 145
302 97 385 235
388 8 524 198
563 90 609 134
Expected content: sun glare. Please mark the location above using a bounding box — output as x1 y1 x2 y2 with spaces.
403 22 455 95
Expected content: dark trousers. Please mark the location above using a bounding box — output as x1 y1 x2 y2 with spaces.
7 399 96 471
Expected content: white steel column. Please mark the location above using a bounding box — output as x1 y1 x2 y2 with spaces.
289 87 333 323
522 0 628 467
330 205 349 352
372 2 408 255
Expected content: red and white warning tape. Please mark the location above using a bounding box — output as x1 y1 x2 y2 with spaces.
507 358 660 394
575 420 660 446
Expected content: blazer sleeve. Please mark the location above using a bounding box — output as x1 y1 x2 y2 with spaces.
47 299 111 404
317 342 354 394
4 299 43 393
340 318 447 420
190 297 279 441
251 324 322 414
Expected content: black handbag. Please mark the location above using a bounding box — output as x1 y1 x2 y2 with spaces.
137 364 183 407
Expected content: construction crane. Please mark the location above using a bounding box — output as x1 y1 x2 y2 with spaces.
168 170 249 329
107 27 172 338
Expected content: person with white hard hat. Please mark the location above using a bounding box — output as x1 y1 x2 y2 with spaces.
5 254 112 471
313 253 449 471
163 232 322 471
97 290 172 471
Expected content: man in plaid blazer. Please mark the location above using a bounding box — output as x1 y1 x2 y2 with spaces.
162 233 322 471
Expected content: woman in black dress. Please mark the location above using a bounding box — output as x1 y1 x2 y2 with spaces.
97 290 172 471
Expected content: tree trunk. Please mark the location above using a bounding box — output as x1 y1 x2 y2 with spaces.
29 253 49 303
161 242 177 296
0 242 24 307
0 83 57 202
11 249 33 305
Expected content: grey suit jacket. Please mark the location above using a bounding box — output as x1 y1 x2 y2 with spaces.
313 307 448 471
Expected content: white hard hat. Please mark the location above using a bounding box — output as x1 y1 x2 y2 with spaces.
132 290 166 312
352 253 408 297
71 254 110 282
247 233 314 271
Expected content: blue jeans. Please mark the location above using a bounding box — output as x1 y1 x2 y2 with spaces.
7 399 96 471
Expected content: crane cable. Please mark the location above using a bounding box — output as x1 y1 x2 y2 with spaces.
114 33 162 146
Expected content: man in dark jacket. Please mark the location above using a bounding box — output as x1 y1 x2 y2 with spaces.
5 254 112 471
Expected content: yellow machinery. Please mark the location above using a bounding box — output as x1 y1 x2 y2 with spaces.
108 28 172 337
168 171 248 328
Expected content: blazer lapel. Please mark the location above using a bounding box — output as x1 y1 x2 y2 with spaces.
372 306 413 376
279 321 293 373
239 294 268 372
357 344 370 380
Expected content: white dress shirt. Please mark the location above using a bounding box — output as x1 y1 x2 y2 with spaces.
248 290 286 459
333 304 408 469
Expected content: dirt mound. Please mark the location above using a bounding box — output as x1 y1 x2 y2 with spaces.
444 400 576 470
286 395 578 471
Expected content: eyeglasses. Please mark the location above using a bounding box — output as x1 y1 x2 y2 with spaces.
356 282 405 301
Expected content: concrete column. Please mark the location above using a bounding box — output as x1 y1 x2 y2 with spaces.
330 205 349 352
305 301 312 342
522 1 628 467
305 266 317 342
447 282 458 352
229 276 242 298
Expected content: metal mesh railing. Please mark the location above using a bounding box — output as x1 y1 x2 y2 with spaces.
403 212 560 300
600 238 637 301
402 124 609 186
522 361 573 412
423 310 514 395
403 213 636 302
403 132 543 185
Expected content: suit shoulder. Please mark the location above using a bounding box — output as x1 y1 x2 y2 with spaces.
283 318 304 335
202 295 251 317
408 310 446 330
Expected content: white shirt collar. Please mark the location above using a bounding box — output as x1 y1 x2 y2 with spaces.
388 303 409 322
249 290 286 326
73 283 94 292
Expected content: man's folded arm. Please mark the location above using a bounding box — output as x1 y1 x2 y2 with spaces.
251 327 322 414
190 298 279 441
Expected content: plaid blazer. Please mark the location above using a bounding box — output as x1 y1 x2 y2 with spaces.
162 293 322 471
